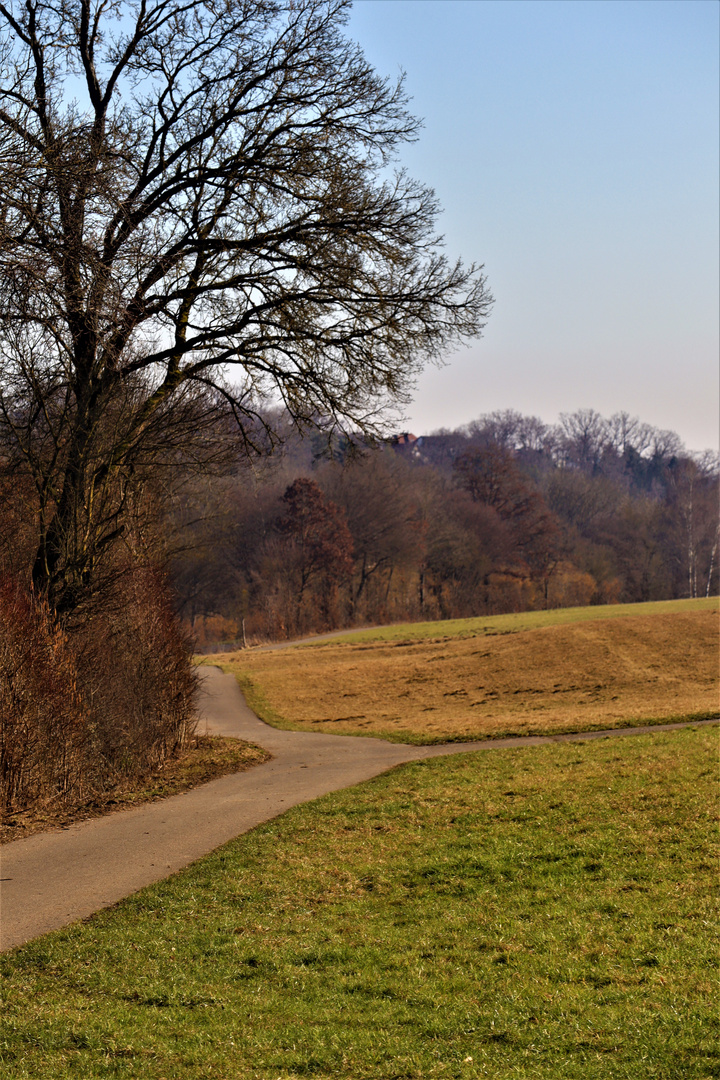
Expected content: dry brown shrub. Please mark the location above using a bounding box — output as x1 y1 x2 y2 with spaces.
546 563 597 608
484 573 538 614
191 614 240 648
0 578 86 813
74 566 198 781
1 567 197 815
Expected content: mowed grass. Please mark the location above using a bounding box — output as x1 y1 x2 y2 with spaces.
218 602 719 744
0 728 717 1079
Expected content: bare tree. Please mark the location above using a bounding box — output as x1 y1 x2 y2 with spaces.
556 409 610 474
606 411 653 459
320 451 421 611
277 476 352 624
0 0 492 616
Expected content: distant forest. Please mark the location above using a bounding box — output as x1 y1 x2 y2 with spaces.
166 408 719 646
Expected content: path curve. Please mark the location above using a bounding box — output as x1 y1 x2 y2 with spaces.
1 667 716 951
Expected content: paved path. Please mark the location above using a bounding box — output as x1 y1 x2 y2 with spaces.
1 667 716 951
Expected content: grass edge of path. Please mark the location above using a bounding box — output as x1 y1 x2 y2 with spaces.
0 736 271 845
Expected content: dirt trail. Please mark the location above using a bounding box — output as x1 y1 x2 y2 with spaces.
1 667 715 951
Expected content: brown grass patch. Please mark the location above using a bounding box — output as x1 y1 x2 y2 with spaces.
0 736 270 844
223 610 719 743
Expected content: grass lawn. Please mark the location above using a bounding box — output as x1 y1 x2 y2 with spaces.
0 726 717 1079
216 601 719 744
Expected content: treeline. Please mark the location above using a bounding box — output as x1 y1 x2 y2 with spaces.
167 408 719 646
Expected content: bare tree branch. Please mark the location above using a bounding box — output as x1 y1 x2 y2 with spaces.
0 0 492 615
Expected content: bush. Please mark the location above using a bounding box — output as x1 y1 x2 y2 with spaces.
75 567 198 779
0 578 86 814
0 568 197 816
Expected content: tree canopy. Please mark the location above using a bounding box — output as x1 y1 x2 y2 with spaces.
0 0 492 614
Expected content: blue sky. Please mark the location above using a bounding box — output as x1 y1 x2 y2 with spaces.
347 0 719 452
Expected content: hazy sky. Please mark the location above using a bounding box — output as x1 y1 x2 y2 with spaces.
347 0 719 452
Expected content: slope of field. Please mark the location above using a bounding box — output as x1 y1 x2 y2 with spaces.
316 596 718 645
221 605 719 743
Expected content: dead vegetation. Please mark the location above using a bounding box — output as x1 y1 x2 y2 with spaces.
223 609 719 743
0 735 269 844
1 570 198 820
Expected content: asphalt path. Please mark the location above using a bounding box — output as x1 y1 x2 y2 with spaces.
1 666 716 951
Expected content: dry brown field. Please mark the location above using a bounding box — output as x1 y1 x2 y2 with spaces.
219 608 719 743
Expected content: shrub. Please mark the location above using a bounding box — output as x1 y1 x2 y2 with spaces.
0 578 86 814
74 566 198 781
1 567 197 816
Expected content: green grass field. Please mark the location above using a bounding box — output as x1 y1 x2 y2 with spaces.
309 597 718 646
1 726 717 1079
